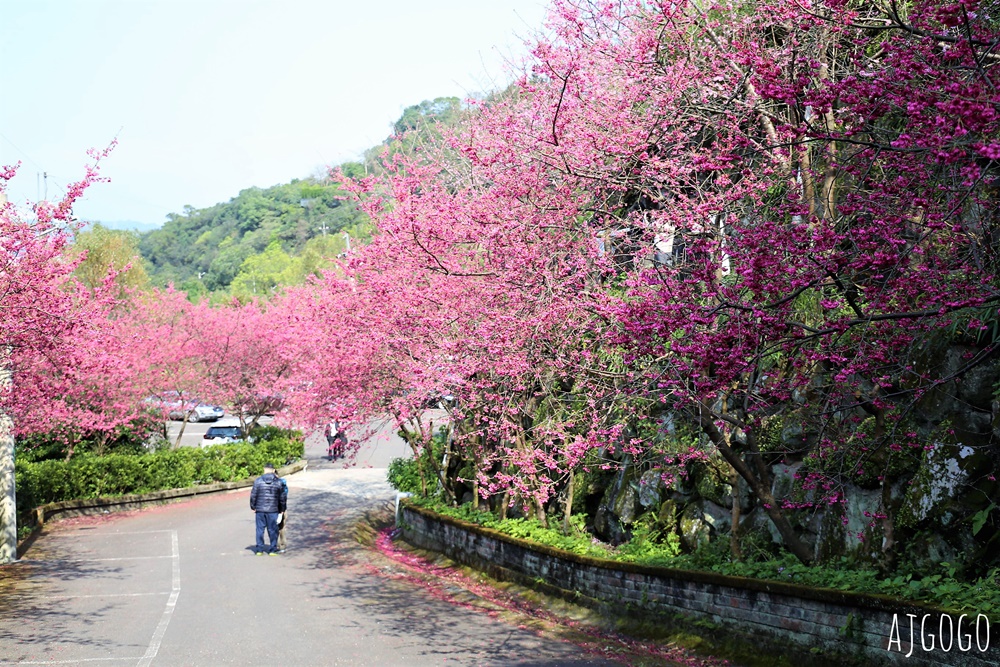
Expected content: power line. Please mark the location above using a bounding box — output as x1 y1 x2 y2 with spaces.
0 133 66 199
0 132 45 173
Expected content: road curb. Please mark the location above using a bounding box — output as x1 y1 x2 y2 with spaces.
19 459 308 548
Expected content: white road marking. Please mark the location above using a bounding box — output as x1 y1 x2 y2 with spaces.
8 592 170 600
136 530 180 667
26 556 174 564
4 658 142 665
87 556 174 562
67 530 174 536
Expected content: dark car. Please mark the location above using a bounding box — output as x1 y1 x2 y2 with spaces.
201 422 247 446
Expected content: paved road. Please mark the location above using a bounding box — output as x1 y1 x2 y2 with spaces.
0 422 614 667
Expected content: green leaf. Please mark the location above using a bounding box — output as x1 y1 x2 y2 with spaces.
972 503 996 536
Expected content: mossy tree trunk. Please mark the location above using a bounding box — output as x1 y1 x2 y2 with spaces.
0 356 16 564
698 406 814 565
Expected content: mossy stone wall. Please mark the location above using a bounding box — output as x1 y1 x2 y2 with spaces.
400 503 999 667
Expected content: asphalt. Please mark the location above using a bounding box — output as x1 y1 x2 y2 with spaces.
0 421 617 667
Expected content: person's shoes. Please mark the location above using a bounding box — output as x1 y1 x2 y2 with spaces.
256 551 264 556
269 551 279 556
277 549 286 553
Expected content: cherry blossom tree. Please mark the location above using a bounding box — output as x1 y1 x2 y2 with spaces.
117 290 208 446
187 297 299 433
300 0 999 566
8 284 150 459
599 0 1000 565
0 148 110 563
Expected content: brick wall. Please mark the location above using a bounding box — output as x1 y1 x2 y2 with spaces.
400 504 999 667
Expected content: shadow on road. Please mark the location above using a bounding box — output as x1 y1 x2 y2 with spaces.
281 484 609 666
0 534 138 658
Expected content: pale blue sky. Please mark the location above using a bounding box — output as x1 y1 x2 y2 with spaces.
1 0 547 227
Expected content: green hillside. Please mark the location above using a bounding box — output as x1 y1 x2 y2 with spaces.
138 175 368 295
136 96 465 300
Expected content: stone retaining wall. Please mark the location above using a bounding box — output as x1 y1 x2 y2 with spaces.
400 503 999 667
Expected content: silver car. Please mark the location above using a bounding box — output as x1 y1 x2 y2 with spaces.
168 402 223 422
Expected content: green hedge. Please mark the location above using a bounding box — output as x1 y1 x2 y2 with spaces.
15 435 304 524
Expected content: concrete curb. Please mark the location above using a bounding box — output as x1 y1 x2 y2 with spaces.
30 458 308 528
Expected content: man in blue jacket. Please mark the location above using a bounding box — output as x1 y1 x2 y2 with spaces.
250 462 287 555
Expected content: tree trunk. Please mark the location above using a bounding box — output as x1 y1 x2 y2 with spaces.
399 420 428 497
0 356 17 564
698 411 814 564
173 412 191 449
534 496 548 527
562 472 575 534
866 405 898 572
880 478 897 573
729 465 743 561
470 431 481 511
438 424 454 504
94 432 110 457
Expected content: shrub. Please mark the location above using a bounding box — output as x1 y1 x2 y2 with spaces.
14 433 304 527
387 456 422 494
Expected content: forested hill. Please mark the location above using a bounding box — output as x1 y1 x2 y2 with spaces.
136 96 465 299
138 175 369 296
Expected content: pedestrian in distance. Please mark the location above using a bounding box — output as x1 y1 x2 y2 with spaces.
324 419 337 459
325 418 346 460
250 462 287 555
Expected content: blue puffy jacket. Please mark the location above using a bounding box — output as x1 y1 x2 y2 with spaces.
250 473 286 513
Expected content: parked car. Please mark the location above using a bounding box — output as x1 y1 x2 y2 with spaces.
205 404 226 420
168 402 224 423
145 393 185 418
146 391 223 422
201 421 247 445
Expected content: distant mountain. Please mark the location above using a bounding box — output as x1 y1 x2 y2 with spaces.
137 178 368 291
133 96 467 294
96 220 162 233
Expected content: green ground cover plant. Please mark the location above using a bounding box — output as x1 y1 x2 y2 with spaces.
14 432 304 529
405 496 681 563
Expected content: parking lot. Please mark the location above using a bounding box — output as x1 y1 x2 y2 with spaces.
162 411 446 470
162 414 272 449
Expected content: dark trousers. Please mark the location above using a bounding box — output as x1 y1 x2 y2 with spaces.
255 511 279 553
